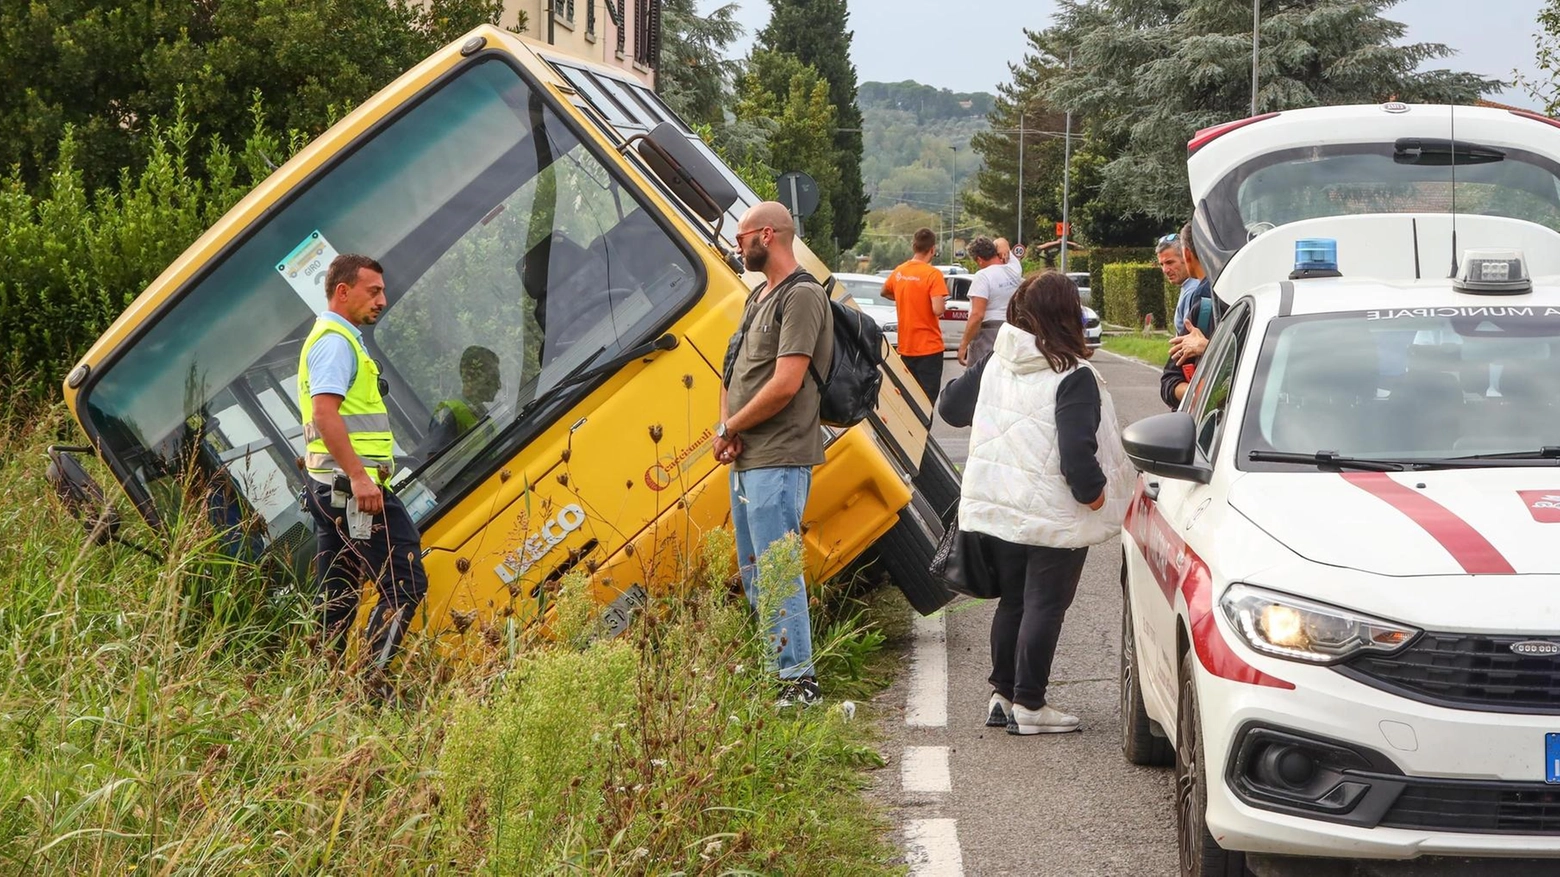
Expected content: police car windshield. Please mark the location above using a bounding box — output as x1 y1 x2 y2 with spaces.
80 58 699 548
1204 143 1560 249
1241 307 1560 466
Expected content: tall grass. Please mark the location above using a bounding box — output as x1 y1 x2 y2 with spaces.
0 402 902 875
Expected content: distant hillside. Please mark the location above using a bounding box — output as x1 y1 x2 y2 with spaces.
858 80 993 213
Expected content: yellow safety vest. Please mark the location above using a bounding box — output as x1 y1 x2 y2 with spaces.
297 318 394 484
434 398 480 433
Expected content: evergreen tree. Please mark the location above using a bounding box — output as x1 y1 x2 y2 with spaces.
1044 0 1502 220
964 37 1069 248
755 0 867 252
736 50 841 264
657 0 744 129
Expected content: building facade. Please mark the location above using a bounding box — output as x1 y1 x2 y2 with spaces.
500 0 661 86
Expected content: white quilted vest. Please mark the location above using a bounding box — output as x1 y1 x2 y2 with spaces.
959 323 1137 548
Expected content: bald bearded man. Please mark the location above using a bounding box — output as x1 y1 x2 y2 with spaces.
716 201 834 708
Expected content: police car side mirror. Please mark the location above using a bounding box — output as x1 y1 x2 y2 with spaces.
1122 413 1212 485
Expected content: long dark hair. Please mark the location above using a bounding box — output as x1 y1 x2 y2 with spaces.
1007 270 1091 372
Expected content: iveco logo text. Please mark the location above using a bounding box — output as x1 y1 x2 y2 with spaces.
494 504 587 584
1510 641 1560 657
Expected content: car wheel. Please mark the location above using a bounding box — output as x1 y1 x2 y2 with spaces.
1176 651 1248 877
1121 579 1174 767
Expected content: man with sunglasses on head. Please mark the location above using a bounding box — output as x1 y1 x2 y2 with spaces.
717 202 834 708
298 253 429 697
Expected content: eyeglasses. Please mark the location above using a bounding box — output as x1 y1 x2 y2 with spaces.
1156 233 1179 245
735 226 772 245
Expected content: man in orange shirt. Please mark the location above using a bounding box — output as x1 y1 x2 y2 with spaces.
881 227 949 406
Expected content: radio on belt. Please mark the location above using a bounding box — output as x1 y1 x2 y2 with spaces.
1456 248 1533 294
331 471 373 539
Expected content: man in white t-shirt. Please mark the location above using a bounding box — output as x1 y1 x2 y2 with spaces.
958 236 1023 366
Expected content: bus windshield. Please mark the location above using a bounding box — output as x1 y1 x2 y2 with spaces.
80 57 700 555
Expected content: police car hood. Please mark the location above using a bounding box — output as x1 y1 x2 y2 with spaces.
1228 469 1560 576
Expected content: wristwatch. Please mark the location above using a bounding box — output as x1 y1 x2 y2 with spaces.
715 421 731 439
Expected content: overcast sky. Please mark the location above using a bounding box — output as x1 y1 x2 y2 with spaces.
701 0 1547 109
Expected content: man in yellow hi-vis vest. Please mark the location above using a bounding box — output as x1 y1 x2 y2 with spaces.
298 254 428 686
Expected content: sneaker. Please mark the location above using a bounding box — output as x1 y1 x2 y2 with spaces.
986 692 1013 728
1006 704 1080 735
776 677 822 709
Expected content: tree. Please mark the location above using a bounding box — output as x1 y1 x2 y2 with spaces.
1044 0 1502 221
1519 1 1560 115
657 0 744 129
964 37 1070 248
0 0 510 193
755 0 867 252
736 50 840 264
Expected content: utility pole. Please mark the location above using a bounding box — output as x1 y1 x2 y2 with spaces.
1060 51 1073 274
1251 0 1260 115
1017 108 1025 248
948 145 958 258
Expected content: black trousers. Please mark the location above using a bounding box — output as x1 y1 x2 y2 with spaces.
305 482 429 671
901 352 943 410
987 537 1089 710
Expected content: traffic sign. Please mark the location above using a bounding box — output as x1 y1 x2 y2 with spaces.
776 171 820 218
1055 221 1070 236
1013 244 1026 259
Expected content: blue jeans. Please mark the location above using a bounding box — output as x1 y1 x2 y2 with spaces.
730 466 815 679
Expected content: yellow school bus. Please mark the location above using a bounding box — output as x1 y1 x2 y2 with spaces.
53 25 958 645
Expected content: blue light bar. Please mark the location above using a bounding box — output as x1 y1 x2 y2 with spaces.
1294 238 1338 272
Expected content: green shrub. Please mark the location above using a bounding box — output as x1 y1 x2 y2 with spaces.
1087 245 1156 309
1 98 296 401
1102 261 1170 328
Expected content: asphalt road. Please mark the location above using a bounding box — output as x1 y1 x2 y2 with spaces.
883 350 1179 877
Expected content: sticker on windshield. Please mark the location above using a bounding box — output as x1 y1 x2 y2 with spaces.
1365 306 1560 320
276 230 340 314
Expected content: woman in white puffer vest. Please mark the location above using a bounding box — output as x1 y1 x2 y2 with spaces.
939 271 1135 735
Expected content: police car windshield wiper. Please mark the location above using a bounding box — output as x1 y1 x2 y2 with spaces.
1425 447 1560 465
1247 450 1407 472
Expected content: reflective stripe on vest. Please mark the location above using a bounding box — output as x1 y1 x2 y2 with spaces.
298 318 395 484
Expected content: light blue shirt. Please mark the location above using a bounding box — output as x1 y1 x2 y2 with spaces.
1172 276 1202 335
305 312 363 398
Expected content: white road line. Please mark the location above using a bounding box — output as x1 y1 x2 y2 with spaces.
1095 347 1163 373
906 611 948 728
902 745 952 794
904 818 965 877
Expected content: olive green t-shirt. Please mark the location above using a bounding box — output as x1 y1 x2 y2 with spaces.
725 272 834 471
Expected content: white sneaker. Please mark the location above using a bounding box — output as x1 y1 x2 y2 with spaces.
986 692 1012 728
1007 704 1080 735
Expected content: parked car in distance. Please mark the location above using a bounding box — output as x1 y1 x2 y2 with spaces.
833 272 900 347
1067 271 1093 305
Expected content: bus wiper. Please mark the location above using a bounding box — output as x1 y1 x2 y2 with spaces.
516 332 680 420
1247 450 1407 472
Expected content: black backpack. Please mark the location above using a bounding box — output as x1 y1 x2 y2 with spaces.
722 271 885 428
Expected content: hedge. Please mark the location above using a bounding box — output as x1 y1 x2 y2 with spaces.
1087 246 1156 313
1103 262 1173 329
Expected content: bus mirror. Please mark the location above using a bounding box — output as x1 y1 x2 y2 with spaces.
45 445 123 546
636 122 738 224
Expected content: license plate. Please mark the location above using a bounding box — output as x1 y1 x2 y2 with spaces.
1546 733 1560 784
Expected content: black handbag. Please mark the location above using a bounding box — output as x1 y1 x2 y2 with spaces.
929 518 1000 600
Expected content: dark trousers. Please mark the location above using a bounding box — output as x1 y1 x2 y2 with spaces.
305 482 429 672
987 538 1089 710
901 352 943 410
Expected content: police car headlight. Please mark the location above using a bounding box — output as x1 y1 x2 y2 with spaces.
1219 584 1419 664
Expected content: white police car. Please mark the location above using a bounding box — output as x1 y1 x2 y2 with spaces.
1121 103 1560 876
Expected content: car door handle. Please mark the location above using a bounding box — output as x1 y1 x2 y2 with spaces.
1144 478 1161 502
